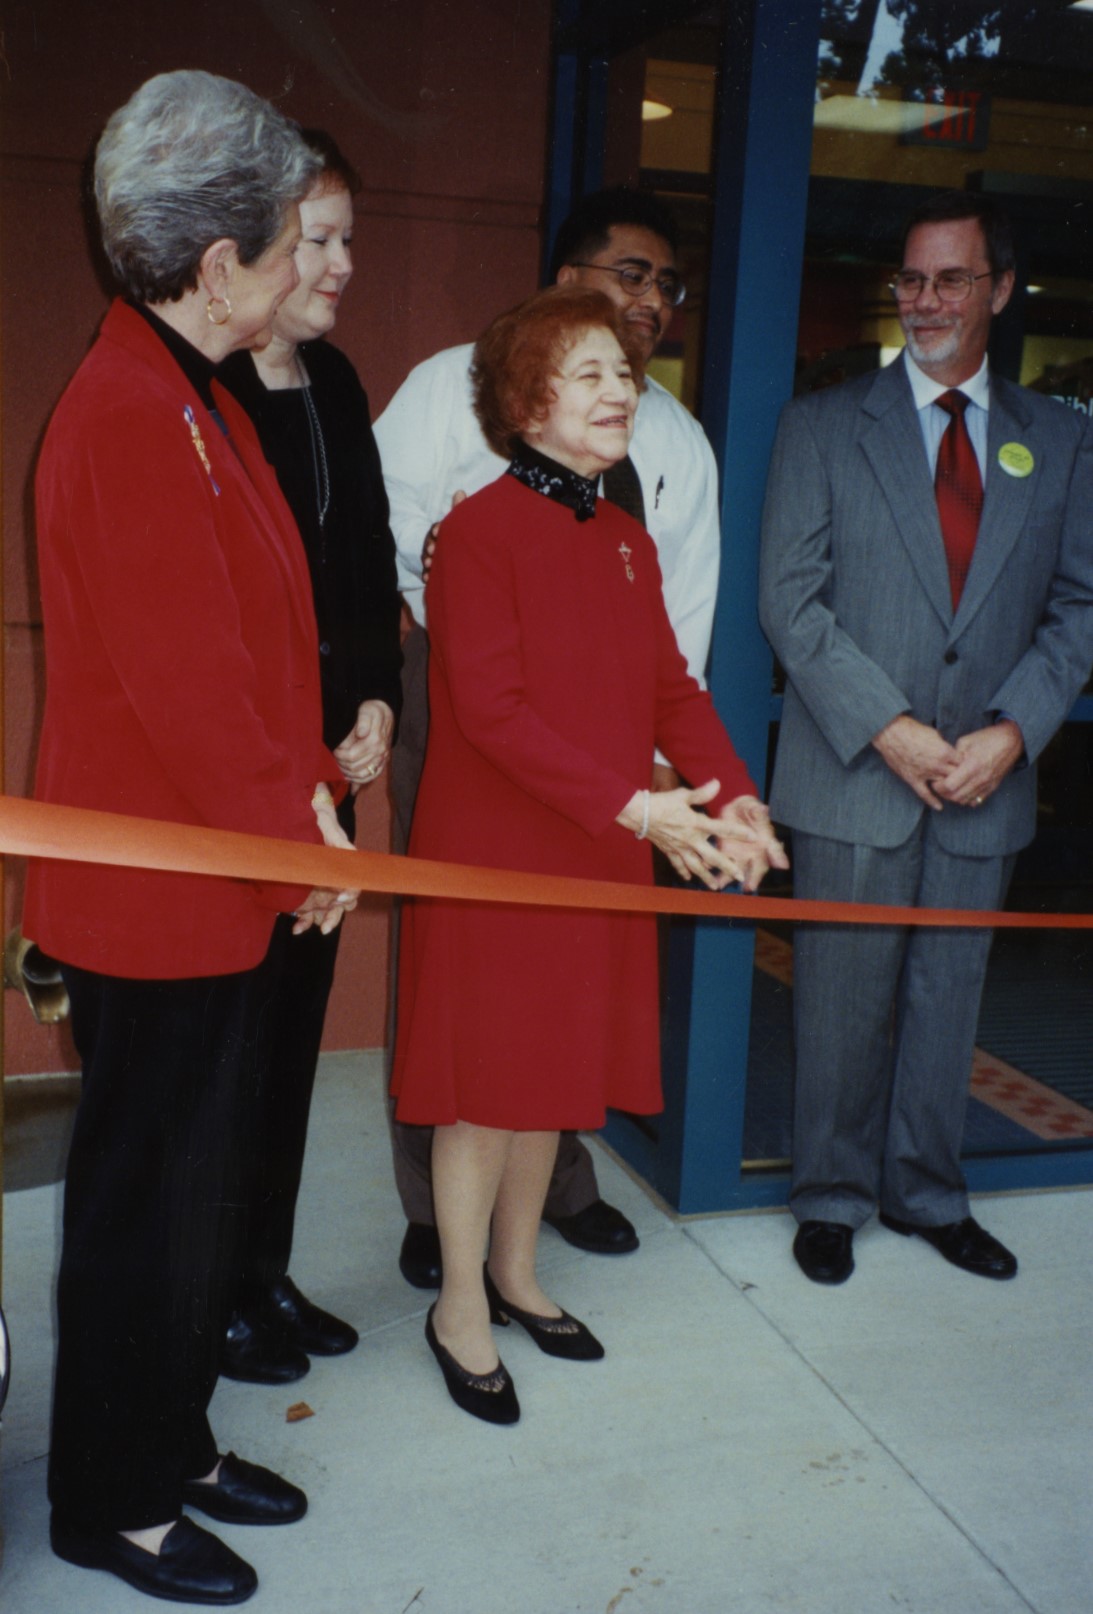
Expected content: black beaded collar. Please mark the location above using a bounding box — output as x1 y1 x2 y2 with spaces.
506 440 598 522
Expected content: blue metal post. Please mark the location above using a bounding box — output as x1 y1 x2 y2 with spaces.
543 5 608 284
667 0 822 1212
544 47 581 276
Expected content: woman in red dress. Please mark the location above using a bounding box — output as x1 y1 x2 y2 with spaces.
392 287 787 1424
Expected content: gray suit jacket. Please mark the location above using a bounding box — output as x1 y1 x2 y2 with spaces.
759 356 1093 856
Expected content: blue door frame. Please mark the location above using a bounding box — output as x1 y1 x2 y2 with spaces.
547 0 1093 1212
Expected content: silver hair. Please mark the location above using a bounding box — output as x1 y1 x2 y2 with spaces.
94 70 320 302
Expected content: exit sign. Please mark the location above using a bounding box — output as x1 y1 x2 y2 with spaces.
902 89 991 150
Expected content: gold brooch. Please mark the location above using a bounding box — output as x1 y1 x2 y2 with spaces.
184 405 220 495
618 539 635 582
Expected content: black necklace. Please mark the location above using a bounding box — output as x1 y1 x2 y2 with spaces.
294 354 331 528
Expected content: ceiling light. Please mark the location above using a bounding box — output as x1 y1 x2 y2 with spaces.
814 95 951 134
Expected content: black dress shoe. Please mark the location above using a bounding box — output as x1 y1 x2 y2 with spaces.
220 1312 310 1385
793 1220 855 1285
399 1221 442 1289
424 1305 519 1425
182 1452 307 1525
542 1198 639 1255
484 1268 604 1361
50 1514 257 1605
262 1276 358 1356
879 1213 1017 1279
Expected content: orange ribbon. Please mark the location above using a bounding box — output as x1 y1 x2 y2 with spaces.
0 794 1090 930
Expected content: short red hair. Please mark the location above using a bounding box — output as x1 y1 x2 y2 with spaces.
472 286 646 458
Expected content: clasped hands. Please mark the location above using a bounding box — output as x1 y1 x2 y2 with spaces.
618 779 788 892
872 714 1024 811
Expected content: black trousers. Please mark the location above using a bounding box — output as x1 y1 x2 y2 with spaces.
231 796 353 1309
50 962 261 1532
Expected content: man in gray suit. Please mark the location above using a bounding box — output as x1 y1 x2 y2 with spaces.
759 192 1093 1285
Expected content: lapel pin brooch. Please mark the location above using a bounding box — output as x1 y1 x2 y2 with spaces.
184 405 221 495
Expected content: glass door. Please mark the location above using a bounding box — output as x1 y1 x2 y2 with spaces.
551 0 1093 1208
760 0 1093 1189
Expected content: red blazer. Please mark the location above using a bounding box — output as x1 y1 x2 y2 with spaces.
24 300 338 979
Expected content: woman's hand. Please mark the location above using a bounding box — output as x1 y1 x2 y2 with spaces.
616 779 744 890
292 885 357 936
420 488 467 585
617 781 789 892
333 700 395 791
311 787 355 850
711 795 789 892
294 786 359 934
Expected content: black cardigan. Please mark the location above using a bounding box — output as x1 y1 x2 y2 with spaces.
220 338 403 751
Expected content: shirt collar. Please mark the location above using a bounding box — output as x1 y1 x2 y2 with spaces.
903 348 990 415
506 440 598 522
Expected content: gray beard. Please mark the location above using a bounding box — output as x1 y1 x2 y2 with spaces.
903 323 960 369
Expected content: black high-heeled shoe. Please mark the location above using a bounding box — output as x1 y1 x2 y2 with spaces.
483 1268 605 1361
424 1306 520 1425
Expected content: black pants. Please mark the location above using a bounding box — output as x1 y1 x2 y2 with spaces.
50 963 260 1531
231 796 353 1309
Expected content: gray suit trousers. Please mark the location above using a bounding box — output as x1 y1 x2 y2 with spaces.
789 818 1014 1229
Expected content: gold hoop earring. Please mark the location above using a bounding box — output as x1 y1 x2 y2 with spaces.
206 295 232 327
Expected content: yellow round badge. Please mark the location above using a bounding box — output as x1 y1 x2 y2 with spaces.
998 442 1034 478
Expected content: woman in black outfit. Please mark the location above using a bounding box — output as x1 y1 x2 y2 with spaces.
219 130 403 1383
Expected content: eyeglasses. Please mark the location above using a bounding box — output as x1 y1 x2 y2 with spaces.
888 270 993 304
571 262 686 307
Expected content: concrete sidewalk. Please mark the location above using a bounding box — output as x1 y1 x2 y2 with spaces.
2 1052 1089 1613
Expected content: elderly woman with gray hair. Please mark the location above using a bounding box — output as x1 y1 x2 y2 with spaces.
23 71 359 1606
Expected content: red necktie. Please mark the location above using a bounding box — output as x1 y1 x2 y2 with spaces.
934 389 983 608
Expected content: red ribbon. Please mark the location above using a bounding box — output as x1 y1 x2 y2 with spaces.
1 795 1090 931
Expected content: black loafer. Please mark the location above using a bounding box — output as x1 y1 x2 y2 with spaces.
880 1213 1017 1279
542 1198 639 1255
399 1222 442 1289
220 1312 310 1385
793 1220 855 1285
50 1514 257 1605
262 1276 358 1356
182 1452 307 1526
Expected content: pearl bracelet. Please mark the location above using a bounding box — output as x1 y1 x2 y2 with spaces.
634 789 651 841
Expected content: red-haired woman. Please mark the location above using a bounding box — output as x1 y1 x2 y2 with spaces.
391 287 786 1425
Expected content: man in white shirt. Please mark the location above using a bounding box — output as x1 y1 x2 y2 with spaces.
376 187 723 1289
759 192 1093 1288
